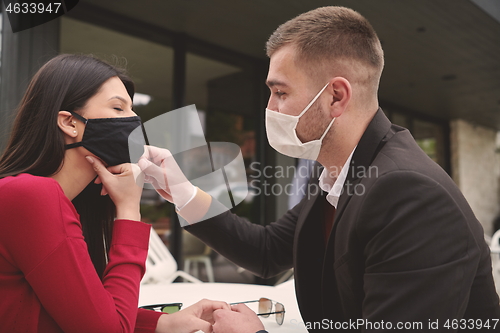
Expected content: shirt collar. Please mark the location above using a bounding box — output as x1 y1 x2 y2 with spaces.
318 148 356 208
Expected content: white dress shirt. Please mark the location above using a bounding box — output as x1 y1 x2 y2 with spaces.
318 148 356 208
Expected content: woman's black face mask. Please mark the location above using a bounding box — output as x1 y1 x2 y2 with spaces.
65 111 143 166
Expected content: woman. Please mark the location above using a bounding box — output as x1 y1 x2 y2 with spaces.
0 54 228 333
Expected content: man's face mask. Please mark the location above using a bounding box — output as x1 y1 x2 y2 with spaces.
265 83 335 160
65 111 143 166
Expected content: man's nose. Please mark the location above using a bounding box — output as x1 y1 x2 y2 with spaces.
266 96 278 112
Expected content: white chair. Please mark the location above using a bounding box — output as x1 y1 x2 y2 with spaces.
489 229 500 295
183 231 215 283
141 230 202 284
184 250 215 283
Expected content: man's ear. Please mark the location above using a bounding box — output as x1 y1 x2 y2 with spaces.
325 77 352 118
57 111 79 141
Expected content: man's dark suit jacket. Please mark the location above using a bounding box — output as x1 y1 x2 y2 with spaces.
187 109 500 331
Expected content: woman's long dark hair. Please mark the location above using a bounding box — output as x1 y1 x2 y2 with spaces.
0 54 135 278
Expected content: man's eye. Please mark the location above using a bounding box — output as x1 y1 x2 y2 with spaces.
275 90 286 97
114 107 124 111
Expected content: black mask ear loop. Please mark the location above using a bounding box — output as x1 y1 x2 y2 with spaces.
68 111 88 124
65 111 88 149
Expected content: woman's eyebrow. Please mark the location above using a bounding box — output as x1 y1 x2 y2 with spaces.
108 96 133 108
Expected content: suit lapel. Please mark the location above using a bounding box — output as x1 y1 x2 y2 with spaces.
321 109 394 317
293 162 323 251
293 164 325 325
334 108 394 224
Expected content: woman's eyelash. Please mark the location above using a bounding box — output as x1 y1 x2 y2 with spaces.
113 107 124 111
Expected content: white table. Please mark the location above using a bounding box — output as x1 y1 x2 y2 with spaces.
139 280 308 332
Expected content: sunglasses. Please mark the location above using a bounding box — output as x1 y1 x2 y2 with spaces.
231 297 285 325
139 303 183 314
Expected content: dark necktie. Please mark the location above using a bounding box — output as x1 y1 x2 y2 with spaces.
323 199 336 244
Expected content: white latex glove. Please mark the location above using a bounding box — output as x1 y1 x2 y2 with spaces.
138 145 194 208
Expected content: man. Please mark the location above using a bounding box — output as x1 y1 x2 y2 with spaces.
140 6 500 332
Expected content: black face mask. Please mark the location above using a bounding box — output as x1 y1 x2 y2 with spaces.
65 111 144 166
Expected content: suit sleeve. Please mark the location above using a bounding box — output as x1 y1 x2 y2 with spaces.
356 170 489 330
185 197 304 278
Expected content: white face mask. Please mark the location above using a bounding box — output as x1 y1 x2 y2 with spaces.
265 83 335 160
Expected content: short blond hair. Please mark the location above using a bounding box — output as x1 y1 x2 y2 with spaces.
266 6 384 91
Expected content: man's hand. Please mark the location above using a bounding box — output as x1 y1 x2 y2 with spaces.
138 145 194 207
212 304 265 333
155 299 230 333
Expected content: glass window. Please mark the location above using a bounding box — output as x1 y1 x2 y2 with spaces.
60 18 173 121
385 107 448 171
181 51 260 283
413 119 447 168
185 52 259 223
392 112 409 128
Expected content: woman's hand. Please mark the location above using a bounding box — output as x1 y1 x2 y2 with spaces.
137 146 194 208
86 156 143 221
155 299 231 333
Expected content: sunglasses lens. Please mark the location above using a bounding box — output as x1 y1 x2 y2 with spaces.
161 305 181 314
259 298 272 318
275 303 285 325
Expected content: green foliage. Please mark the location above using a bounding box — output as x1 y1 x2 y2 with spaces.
140 202 172 222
